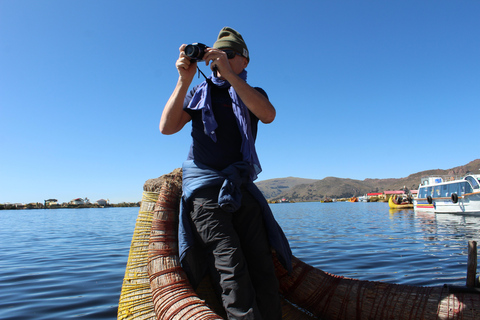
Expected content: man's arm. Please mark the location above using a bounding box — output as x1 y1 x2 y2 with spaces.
159 45 195 135
160 78 192 135
227 74 276 124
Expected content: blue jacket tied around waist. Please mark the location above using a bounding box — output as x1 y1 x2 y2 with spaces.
179 160 293 288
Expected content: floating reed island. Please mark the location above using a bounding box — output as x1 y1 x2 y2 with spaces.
118 169 480 320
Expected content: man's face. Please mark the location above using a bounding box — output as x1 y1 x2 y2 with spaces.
219 48 248 77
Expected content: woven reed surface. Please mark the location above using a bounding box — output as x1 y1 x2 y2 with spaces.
275 255 480 320
117 191 159 320
147 173 225 320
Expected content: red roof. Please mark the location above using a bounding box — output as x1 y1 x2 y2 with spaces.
384 191 406 194
367 193 383 196
384 190 419 195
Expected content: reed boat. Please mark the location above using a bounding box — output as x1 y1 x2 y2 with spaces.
388 195 414 209
118 169 480 320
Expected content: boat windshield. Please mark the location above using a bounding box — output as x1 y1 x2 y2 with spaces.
418 186 433 198
418 181 473 198
465 176 480 190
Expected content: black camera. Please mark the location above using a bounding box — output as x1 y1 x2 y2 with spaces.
184 43 208 61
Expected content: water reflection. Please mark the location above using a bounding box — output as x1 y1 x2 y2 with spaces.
414 211 438 241
0 208 139 320
271 202 480 287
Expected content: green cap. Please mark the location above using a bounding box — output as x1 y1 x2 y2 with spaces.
213 27 249 61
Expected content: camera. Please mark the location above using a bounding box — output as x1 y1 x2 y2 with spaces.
184 43 208 61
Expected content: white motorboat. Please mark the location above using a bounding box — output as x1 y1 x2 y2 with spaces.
414 174 480 215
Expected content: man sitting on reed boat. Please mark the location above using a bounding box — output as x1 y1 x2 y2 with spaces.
159 27 292 320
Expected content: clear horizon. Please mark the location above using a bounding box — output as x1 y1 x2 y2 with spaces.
1 1 479 204
2 158 478 205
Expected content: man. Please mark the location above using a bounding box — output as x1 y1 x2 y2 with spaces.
160 27 291 320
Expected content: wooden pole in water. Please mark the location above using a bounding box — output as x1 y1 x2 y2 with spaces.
466 240 477 288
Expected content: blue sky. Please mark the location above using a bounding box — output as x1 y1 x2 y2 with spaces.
1 1 479 204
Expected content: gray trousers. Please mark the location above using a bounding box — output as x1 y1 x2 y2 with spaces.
191 186 281 320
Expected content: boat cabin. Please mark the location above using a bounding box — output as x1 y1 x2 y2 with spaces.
417 175 480 199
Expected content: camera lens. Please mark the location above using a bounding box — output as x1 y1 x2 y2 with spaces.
184 43 206 61
184 45 198 58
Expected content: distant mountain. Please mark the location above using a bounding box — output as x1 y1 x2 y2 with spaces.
255 177 318 199
255 159 480 202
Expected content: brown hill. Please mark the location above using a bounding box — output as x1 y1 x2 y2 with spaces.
256 159 480 202
255 177 318 199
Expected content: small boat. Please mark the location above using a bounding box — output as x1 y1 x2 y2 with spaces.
388 194 414 209
348 196 358 202
358 195 368 202
118 169 480 320
414 174 480 215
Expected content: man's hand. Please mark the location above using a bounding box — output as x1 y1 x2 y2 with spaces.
176 44 198 84
203 48 235 80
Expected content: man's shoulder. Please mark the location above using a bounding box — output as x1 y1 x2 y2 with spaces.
253 87 268 99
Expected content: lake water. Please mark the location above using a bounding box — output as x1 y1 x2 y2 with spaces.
1 203 479 319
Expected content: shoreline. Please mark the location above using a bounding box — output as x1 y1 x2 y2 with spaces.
0 202 140 210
